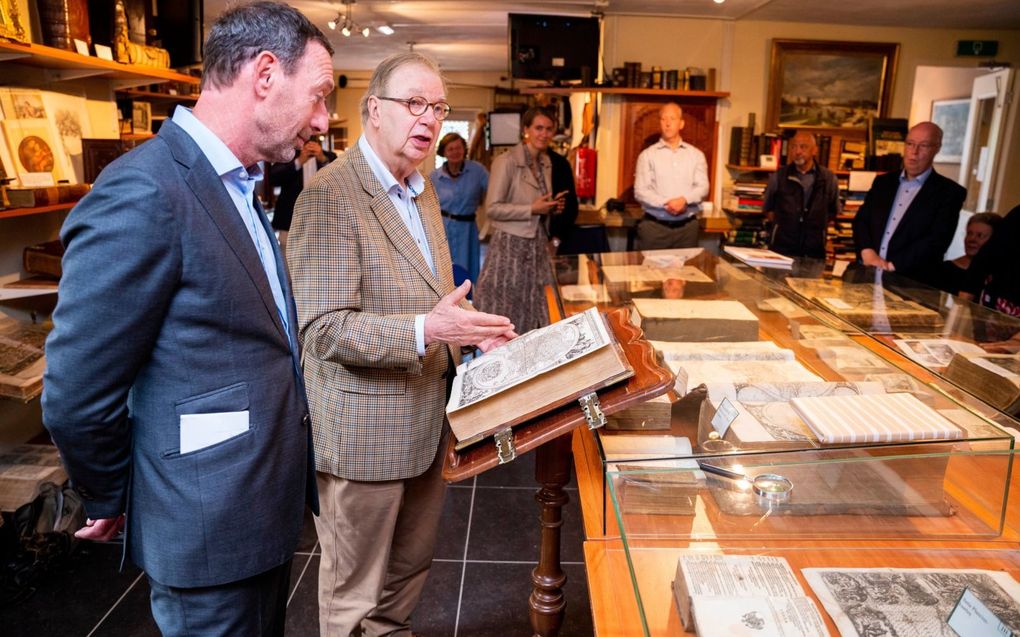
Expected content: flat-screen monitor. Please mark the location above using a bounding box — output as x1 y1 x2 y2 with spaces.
508 13 600 85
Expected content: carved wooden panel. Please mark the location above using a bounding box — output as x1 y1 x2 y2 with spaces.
618 97 719 203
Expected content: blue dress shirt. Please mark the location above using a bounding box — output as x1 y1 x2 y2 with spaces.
358 135 435 355
172 107 292 349
879 167 932 260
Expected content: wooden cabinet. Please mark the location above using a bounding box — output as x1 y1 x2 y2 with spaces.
617 95 723 203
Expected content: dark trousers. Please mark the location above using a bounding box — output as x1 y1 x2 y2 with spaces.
635 216 699 249
149 559 293 637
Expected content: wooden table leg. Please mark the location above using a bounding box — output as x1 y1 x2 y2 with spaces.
529 433 573 637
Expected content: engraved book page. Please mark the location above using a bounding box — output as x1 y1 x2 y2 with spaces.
803 567 1020 636
448 307 611 412
690 595 828 637
673 554 816 631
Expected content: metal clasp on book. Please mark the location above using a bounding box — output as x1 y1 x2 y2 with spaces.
494 428 516 464
579 392 606 430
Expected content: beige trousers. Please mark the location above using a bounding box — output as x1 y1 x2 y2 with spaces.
313 437 448 637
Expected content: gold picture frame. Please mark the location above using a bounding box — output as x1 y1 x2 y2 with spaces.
765 39 899 134
0 0 29 44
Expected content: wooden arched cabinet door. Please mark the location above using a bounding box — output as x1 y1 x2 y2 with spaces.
618 97 719 204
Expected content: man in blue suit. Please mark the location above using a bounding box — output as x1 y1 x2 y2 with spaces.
42 3 334 635
852 121 966 285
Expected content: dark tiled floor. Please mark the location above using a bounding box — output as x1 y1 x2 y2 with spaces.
3 451 593 636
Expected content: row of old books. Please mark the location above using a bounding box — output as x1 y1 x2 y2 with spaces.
727 128 787 168
722 176 768 247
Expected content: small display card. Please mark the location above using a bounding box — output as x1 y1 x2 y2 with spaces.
711 397 739 437
94 44 114 61
947 588 1013 637
73 39 90 56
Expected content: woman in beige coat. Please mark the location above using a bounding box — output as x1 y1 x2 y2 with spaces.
474 106 578 332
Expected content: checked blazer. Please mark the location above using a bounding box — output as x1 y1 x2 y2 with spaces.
288 143 458 482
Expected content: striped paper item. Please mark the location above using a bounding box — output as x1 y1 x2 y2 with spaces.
791 392 963 444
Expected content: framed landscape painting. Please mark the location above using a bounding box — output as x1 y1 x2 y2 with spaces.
766 39 899 132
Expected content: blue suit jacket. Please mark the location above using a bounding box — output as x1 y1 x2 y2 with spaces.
43 120 317 588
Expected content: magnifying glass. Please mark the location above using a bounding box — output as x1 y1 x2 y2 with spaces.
697 462 794 502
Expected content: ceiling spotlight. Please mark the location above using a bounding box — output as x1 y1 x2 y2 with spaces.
341 25 351 37
713 0 725 3
327 18 337 30
376 25 394 35
362 26 370 37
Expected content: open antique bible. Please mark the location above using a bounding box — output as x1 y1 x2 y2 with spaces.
446 307 634 450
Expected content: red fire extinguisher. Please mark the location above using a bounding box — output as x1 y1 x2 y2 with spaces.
574 146 597 199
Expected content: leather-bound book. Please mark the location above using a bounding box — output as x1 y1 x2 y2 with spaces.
6 184 91 208
23 240 65 279
37 0 92 51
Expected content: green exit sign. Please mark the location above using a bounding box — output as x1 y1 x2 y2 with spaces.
957 40 998 57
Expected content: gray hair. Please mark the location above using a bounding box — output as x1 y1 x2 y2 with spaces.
360 52 445 123
202 1 334 91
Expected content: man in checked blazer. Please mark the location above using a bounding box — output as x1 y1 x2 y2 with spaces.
852 121 966 285
42 3 333 635
288 52 516 637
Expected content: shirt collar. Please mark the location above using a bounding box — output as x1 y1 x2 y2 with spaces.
793 161 820 176
435 161 473 182
172 107 262 182
359 135 425 196
899 166 933 184
654 138 686 150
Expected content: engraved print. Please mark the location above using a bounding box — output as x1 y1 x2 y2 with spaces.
805 568 1020 636
449 307 610 410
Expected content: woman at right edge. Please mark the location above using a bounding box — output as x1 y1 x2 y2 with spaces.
474 106 578 333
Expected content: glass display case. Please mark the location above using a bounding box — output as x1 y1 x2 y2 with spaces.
551 248 1020 636
719 253 1020 419
552 249 1017 508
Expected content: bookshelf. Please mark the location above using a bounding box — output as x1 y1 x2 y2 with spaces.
727 164 855 176
0 203 75 221
518 86 729 99
721 165 769 247
0 40 199 88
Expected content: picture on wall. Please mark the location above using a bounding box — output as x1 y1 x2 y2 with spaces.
930 98 970 163
2 89 48 120
0 0 29 44
766 39 899 132
42 91 92 183
2 118 63 186
132 101 152 134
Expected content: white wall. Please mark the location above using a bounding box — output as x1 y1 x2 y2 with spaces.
910 65 989 182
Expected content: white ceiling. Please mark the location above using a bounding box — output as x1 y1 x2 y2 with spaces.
203 0 1020 71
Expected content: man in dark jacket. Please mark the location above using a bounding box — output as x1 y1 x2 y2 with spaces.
763 131 840 258
269 138 336 255
852 121 966 284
